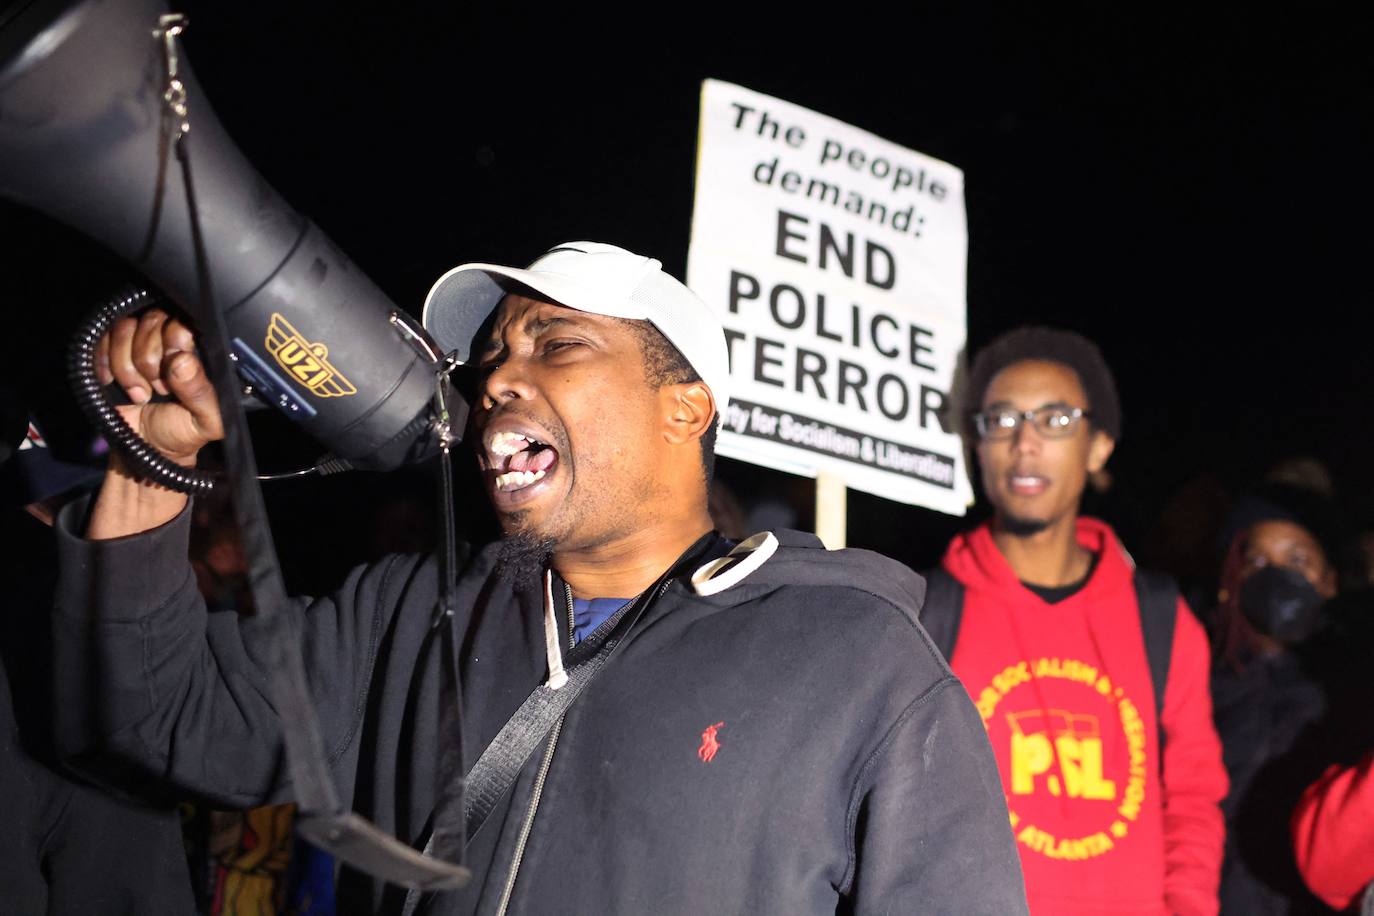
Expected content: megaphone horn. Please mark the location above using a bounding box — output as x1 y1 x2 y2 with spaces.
0 0 460 475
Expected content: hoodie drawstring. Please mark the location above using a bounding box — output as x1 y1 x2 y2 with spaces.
542 570 568 689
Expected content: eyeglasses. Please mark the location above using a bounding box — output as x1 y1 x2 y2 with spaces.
972 405 1091 440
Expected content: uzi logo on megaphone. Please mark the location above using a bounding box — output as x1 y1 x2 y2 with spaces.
265 313 358 398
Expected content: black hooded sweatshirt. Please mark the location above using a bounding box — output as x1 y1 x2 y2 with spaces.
53 505 1027 915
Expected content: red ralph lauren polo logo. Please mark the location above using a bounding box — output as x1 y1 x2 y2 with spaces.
698 721 725 763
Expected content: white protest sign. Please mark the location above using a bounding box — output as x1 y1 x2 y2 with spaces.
688 79 973 515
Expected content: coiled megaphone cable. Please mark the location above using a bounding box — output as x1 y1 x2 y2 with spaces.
67 287 217 494
67 286 357 491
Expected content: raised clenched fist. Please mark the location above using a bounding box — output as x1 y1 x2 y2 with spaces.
95 308 224 465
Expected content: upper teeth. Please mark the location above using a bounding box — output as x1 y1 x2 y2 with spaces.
490 431 534 456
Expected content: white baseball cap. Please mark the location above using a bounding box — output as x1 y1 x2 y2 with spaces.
422 241 730 411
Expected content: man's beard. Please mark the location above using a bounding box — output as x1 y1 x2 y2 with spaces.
999 514 1051 538
494 529 556 585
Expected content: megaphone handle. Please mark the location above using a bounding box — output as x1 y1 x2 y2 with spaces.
67 287 219 494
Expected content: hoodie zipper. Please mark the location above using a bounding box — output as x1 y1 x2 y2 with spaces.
494 580 669 914
564 583 576 650
494 584 575 915
494 715 564 916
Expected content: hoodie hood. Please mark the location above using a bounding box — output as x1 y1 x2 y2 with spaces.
942 517 1135 611
689 527 928 622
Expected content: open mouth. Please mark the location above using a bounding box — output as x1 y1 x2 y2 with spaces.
487 430 560 493
1009 474 1049 496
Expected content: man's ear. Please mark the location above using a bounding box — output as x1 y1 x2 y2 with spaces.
1087 430 1115 473
661 382 715 446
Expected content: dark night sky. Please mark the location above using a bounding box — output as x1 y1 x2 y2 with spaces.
3 2 1370 577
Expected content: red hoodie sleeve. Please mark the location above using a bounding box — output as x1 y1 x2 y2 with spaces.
1159 598 1228 916
1291 752 1374 911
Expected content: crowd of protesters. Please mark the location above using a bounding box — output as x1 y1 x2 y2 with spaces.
2 312 1372 914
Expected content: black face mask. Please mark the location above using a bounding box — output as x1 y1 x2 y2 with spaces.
1239 565 1327 644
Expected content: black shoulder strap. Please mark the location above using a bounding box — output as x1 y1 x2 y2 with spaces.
459 596 639 840
1131 569 1178 724
401 587 653 916
403 532 724 916
919 567 965 663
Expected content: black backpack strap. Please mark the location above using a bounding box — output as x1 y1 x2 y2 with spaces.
402 532 724 916
1132 569 1179 764
919 567 966 663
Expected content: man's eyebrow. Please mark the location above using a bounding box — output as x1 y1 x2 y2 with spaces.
982 399 1077 410
478 313 585 358
525 314 581 336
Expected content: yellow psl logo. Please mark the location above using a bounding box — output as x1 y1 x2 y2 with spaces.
265 314 357 398
1008 709 1117 800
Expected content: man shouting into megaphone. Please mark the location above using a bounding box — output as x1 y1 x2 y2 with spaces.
53 241 1027 915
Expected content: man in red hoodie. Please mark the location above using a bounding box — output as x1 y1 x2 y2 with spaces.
922 327 1227 915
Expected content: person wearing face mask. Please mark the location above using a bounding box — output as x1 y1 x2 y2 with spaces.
1210 485 1343 914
